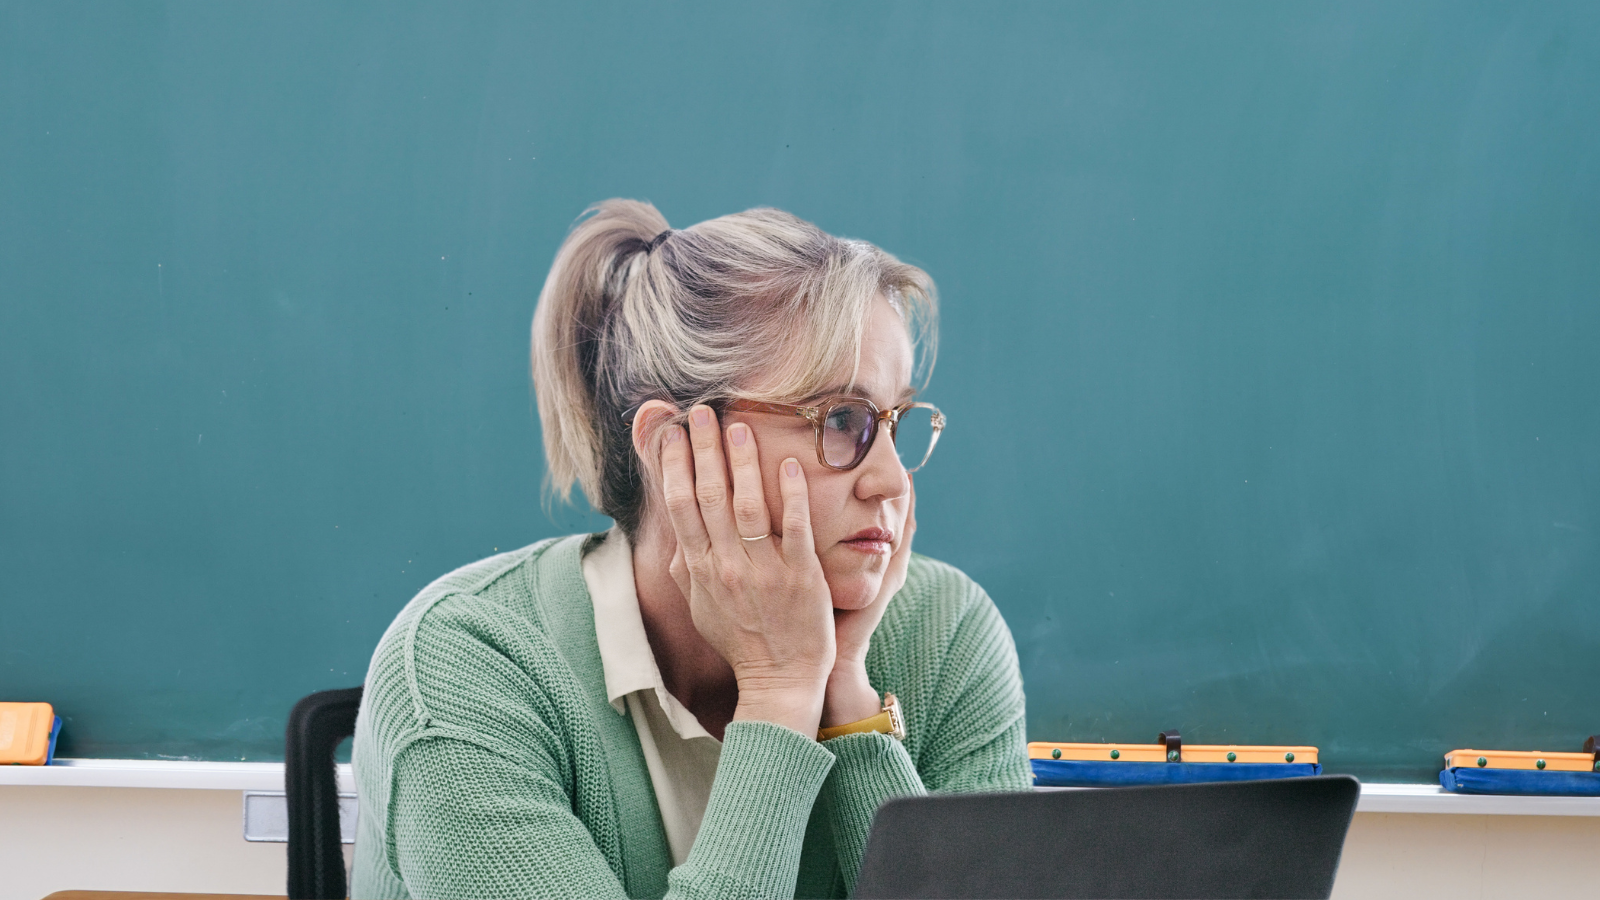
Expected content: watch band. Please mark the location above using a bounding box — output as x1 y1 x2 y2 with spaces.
817 692 906 742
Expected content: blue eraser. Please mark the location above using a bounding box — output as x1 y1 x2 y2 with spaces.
1033 758 1324 787
1440 767 1600 797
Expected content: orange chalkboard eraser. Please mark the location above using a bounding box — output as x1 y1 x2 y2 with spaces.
1444 747 1598 773
0 702 56 765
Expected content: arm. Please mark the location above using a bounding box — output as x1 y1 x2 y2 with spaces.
390 720 836 900
391 735 630 900
819 588 1031 893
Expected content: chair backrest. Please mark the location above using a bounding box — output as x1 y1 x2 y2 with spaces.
854 774 1361 899
286 687 364 900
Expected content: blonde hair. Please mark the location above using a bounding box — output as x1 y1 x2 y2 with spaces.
531 199 938 536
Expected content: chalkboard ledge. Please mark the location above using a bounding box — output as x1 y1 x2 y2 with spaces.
1037 780 1600 816
5 760 1599 816
0 757 354 792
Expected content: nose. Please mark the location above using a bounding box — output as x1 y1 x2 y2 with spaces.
854 423 910 502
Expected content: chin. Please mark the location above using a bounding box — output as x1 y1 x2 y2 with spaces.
825 573 884 611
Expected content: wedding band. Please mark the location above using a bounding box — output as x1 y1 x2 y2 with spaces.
740 532 772 542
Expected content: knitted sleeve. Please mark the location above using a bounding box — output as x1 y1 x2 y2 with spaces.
670 721 838 898
390 721 836 900
391 734 628 899
914 591 1031 795
817 577 1031 894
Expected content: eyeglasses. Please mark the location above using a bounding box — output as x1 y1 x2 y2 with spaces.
721 397 946 472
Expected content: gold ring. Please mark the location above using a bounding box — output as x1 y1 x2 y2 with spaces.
740 532 772 542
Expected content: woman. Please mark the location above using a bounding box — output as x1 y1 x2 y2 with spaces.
351 200 1029 899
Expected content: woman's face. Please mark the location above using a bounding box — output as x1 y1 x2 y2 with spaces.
723 298 915 610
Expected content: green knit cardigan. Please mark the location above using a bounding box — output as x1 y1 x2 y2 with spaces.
350 534 1029 899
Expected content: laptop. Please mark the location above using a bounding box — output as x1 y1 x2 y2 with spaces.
853 774 1360 899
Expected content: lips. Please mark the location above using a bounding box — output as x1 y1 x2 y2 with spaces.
844 525 896 554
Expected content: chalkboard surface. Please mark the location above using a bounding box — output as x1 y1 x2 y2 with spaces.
3 2 1595 781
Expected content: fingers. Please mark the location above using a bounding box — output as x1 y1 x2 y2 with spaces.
903 473 917 544
891 476 916 574
725 421 776 548
668 544 692 600
659 422 711 562
777 457 816 567
686 405 741 547
885 474 916 581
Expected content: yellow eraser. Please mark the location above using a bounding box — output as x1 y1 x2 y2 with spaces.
0 702 55 765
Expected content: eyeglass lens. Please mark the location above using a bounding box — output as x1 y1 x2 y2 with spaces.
891 405 938 472
819 401 939 472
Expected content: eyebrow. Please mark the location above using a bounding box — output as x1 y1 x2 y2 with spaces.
803 384 917 406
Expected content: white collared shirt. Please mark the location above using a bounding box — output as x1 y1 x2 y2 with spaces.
581 528 722 866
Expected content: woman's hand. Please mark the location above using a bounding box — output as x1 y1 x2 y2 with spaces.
821 477 916 728
658 404 836 737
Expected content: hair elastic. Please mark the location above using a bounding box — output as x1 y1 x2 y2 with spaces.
644 229 673 252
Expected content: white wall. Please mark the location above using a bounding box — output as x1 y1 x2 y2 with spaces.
0 786 349 900
1333 811 1600 899
2 785 1598 899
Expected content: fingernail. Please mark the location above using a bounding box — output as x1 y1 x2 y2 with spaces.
785 460 799 478
666 427 681 443
692 407 711 428
729 424 748 446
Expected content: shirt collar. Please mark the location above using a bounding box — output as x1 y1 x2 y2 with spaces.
582 528 715 742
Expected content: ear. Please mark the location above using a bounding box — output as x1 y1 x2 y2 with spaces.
630 399 680 477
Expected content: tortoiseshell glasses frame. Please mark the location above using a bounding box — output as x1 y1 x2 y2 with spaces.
720 397 946 472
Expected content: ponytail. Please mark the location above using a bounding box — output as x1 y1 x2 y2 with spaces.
530 199 667 533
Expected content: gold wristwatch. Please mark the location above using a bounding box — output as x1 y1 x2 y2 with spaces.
817 692 906 742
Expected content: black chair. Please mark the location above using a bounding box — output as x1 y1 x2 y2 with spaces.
286 687 364 900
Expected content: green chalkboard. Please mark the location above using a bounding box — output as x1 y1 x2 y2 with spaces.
2 2 1595 781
